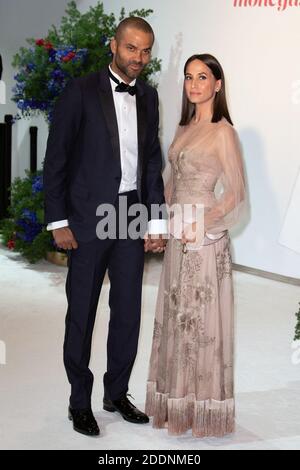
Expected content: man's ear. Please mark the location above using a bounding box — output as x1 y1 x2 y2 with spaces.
110 38 117 55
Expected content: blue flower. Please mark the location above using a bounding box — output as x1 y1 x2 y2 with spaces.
47 79 59 97
23 225 41 242
17 211 43 243
32 175 43 193
55 46 76 61
22 209 38 223
26 63 35 72
17 99 25 110
48 49 57 63
51 68 66 81
12 81 26 96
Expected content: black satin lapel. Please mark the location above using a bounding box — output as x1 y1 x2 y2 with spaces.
136 92 147 172
97 86 121 164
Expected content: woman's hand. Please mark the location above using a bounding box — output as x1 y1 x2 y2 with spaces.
181 222 197 245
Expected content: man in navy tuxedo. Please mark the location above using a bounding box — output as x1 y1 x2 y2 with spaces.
44 17 167 436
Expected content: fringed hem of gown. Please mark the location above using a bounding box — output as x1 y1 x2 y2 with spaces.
145 381 235 438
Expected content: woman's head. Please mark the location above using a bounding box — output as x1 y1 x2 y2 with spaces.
179 54 233 126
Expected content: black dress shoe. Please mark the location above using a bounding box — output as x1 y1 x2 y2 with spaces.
103 395 149 424
68 406 100 436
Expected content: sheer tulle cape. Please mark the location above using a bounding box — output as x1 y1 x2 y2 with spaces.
163 118 246 242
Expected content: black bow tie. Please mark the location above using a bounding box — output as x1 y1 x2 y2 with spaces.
108 69 137 96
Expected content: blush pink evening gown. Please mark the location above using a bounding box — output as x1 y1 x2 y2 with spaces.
145 118 246 437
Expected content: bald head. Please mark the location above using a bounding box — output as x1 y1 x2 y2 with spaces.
115 17 154 45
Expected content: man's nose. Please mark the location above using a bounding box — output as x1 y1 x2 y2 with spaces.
134 50 143 62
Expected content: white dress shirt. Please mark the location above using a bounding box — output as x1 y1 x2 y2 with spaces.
47 66 167 235
110 67 138 194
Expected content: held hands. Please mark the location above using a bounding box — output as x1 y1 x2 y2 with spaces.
53 227 166 253
143 222 202 253
144 233 167 253
52 227 78 250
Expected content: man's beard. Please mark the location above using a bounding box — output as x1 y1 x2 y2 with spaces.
115 54 144 81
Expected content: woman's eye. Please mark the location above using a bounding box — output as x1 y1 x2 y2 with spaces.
184 75 207 80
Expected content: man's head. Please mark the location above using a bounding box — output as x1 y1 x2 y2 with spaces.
110 17 154 83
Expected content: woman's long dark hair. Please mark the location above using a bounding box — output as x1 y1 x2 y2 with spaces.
179 53 233 126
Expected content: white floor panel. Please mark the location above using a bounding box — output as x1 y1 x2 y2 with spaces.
0 247 300 449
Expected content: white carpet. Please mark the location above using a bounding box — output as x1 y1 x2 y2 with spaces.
0 246 300 450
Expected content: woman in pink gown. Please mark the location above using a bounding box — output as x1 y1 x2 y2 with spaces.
145 54 246 437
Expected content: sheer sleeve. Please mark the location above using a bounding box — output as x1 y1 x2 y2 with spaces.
205 124 246 235
163 162 174 206
163 125 184 206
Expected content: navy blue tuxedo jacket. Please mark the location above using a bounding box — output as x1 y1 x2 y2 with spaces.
44 68 165 241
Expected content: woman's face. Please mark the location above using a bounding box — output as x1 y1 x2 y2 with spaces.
184 59 221 106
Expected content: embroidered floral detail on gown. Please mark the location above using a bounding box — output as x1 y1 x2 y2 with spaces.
145 118 246 437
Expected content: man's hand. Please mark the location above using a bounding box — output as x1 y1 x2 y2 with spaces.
52 227 78 250
144 233 167 253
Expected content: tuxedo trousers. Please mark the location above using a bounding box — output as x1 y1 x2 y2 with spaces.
63 191 144 409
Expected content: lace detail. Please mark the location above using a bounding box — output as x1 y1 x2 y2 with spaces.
216 237 232 281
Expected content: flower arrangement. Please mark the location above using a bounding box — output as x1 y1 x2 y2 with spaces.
0 171 55 263
1 2 161 263
12 1 161 123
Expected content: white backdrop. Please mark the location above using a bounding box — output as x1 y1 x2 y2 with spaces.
1 0 300 278
0 0 70 181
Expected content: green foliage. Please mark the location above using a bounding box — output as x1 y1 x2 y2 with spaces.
12 1 161 122
294 303 300 341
